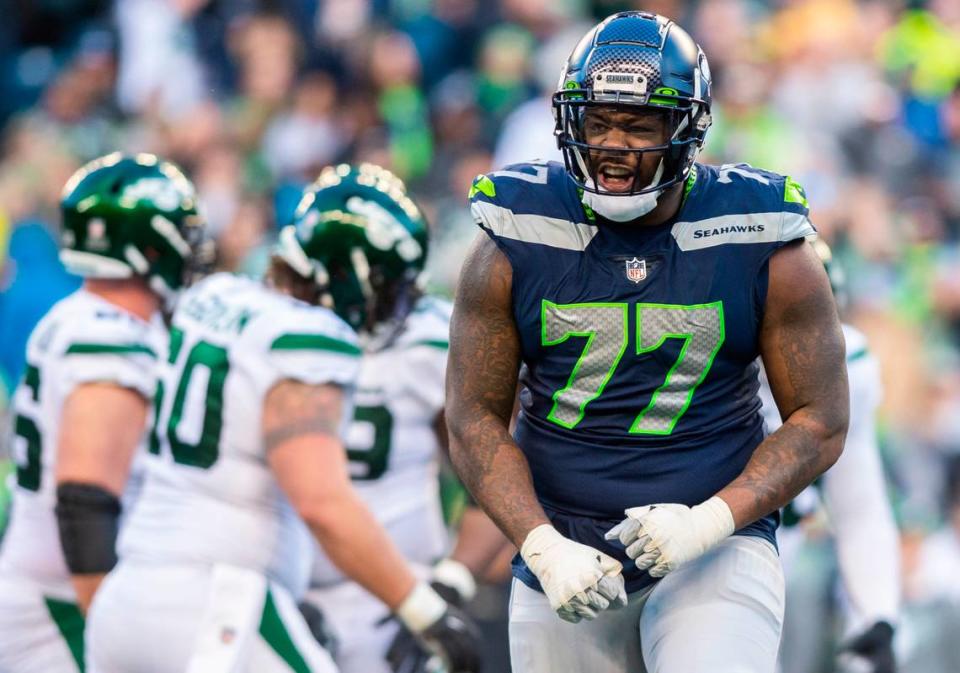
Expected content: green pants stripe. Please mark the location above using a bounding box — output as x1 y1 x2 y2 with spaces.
259 589 311 673
44 597 85 672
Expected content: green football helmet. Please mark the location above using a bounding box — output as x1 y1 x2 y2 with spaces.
59 152 210 301
276 163 429 343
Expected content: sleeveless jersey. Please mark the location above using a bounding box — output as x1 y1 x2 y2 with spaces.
118 273 360 597
469 160 815 593
311 296 452 586
0 289 160 598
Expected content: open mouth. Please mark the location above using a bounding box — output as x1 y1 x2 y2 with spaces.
596 164 636 193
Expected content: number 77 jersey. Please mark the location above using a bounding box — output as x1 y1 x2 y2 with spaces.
469 160 815 593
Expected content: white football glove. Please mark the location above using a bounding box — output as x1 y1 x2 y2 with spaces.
604 497 735 578
520 524 627 623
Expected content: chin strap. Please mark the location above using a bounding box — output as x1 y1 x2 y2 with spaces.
581 161 666 223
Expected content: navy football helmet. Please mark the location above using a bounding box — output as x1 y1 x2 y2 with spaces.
553 11 713 196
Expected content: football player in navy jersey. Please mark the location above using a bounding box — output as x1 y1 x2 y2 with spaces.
446 11 849 673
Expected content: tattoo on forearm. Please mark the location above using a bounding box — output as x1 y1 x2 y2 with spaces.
263 381 342 452
724 422 824 521
447 237 549 545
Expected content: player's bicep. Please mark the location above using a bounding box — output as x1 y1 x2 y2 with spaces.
758 241 848 432
262 379 344 452
56 383 149 495
264 380 353 518
447 233 521 424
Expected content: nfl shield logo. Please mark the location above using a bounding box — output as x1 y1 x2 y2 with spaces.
625 257 646 283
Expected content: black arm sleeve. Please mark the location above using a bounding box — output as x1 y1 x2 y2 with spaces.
55 482 122 574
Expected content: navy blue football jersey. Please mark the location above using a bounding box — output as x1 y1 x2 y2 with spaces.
469 160 815 593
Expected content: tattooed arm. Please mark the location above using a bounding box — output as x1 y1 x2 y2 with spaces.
608 241 849 579
448 235 626 620
264 380 417 608
445 235 549 547
717 241 849 528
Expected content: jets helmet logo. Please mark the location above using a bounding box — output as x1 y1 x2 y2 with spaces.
625 257 646 283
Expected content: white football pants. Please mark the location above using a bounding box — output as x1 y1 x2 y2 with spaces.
0 574 84 673
509 535 785 673
86 561 337 673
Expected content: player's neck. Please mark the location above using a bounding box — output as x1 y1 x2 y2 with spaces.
84 278 160 322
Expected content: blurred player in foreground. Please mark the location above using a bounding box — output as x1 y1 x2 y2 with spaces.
86 163 481 673
764 240 900 673
297 164 507 673
0 153 208 672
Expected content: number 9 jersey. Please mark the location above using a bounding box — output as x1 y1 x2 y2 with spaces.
118 272 361 597
309 295 453 586
469 160 815 594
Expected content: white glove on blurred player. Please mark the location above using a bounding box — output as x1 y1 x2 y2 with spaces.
520 524 627 623
605 497 735 578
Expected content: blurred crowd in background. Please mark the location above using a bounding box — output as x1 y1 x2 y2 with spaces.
1 0 959 671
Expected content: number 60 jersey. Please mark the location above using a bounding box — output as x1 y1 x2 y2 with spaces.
469 160 815 594
118 273 360 597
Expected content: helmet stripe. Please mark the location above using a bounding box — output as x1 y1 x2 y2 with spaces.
59 250 133 278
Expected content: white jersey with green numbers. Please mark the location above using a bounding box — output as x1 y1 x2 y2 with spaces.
311 296 452 586
118 272 361 598
0 289 161 598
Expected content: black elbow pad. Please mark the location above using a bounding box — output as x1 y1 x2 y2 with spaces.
55 482 121 574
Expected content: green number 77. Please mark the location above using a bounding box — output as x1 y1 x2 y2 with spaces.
541 300 725 434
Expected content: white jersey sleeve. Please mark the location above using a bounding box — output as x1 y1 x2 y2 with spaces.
241 298 362 400
391 296 452 415
0 290 162 596
53 304 161 399
821 326 900 633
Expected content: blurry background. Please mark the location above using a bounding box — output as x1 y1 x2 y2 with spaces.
0 1 959 671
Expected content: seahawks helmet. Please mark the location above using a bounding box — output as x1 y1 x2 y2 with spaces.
276 163 428 345
553 11 712 196
60 152 209 300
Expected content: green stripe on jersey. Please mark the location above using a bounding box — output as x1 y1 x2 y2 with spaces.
258 590 310 673
44 598 85 672
65 343 156 358
783 176 809 209
847 348 868 363
270 333 361 356
411 339 449 350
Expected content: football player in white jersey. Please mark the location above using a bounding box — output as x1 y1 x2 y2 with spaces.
0 152 208 673
85 163 482 673
761 240 900 673
298 165 508 673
